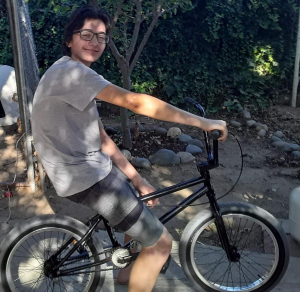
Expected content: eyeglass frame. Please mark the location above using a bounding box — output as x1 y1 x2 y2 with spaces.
73 29 110 44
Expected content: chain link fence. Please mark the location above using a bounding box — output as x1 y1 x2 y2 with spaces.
2 0 42 191
18 0 40 109
13 0 40 111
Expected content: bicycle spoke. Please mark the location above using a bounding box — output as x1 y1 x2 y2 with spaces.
189 212 281 292
4 226 99 292
203 253 226 280
212 261 231 287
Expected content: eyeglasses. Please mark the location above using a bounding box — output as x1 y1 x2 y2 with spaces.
73 29 109 44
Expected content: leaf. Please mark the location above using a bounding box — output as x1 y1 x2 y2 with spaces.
164 85 176 97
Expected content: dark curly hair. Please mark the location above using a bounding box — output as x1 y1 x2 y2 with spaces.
62 5 111 57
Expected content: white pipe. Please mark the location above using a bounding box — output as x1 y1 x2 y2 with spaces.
7 0 36 192
292 2 300 108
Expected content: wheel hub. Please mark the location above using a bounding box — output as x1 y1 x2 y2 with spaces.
44 259 57 278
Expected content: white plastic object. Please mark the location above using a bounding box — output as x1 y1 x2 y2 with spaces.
0 65 19 126
289 186 300 242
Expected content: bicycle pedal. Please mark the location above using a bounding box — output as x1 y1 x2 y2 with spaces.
160 255 171 274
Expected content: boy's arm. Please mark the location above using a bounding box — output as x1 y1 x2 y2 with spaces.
99 119 157 207
96 84 228 142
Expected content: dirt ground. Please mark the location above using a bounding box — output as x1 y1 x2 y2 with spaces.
0 104 299 240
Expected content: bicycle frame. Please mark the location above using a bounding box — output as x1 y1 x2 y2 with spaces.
48 99 235 277
50 169 234 278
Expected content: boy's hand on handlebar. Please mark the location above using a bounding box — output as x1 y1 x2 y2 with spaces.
201 118 228 142
132 176 158 208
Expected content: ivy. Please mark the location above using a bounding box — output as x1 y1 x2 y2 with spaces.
0 0 298 112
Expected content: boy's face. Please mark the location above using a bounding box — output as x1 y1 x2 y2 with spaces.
67 18 107 67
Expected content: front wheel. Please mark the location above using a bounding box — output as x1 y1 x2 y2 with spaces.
179 203 289 292
0 215 105 292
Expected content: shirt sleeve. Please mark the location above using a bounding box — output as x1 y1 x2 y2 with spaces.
54 60 110 111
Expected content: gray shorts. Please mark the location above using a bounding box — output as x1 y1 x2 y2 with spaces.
67 165 164 247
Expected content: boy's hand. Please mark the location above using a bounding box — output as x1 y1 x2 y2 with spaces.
200 118 228 142
132 177 158 208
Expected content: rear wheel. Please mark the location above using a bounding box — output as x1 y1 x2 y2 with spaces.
0 215 105 292
179 203 289 292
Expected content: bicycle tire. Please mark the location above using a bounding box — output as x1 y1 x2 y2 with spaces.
0 215 105 292
179 203 289 292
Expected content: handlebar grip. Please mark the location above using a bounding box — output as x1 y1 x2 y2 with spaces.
211 130 221 140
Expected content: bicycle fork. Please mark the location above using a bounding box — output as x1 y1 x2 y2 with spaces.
204 173 241 263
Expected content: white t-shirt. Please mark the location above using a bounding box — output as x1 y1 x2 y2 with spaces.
32 56 112 197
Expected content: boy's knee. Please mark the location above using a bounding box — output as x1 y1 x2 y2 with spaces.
155 228 173 255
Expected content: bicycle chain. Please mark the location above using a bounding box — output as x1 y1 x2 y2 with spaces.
58 247 123 277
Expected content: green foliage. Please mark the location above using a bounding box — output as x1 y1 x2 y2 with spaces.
136 0 298 111
0 16 13 66
27 0 88 74
0 0 298 112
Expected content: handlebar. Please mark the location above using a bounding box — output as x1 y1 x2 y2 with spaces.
211 129 221 140
185 97 220 171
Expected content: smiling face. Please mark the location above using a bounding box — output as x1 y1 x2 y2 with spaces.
67 18 107 67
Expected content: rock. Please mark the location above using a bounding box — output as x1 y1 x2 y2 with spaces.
177 152 196 163
284 143 300 153
292 151 300 160
256 124 268 131
256 125 262 131
104 126 118 135
186 144 202 155
230 121 242 128
272 141 288 149
177 134 193 143
167 127 182 138
131 157 151 169
142 124 157 132
121 149 131 160
254 122 262 128
258 129 266 137
270 136 282 143
187 139 204 148
154 127 167 136
130 123 145 133
149 149 180 166
273 131 284 138
242 110 251 119
246 120 256 127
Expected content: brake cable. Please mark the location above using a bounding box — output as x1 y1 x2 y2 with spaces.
188 131 244 206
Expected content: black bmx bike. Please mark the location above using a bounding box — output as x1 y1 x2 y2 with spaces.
0 99 289 292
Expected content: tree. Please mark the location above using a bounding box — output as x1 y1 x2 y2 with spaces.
95 0 193 148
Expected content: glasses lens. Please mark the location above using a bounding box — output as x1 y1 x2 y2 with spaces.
97 34 109 44
80 30 93 41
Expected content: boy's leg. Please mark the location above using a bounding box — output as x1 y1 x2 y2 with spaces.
128 227 172 292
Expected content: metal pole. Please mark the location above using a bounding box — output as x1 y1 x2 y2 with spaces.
292 1 300 108
6 0 35 192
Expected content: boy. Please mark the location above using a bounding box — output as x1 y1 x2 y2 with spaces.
32 5 227 292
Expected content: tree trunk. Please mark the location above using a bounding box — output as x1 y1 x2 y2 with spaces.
121 71 132 149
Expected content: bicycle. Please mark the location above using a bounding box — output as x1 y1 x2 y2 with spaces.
0 98 289 292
